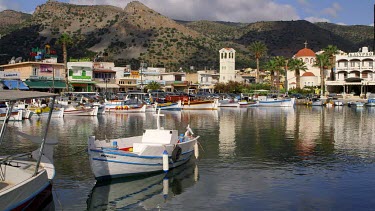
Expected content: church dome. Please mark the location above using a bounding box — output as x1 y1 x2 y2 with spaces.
295 48 316 57
302 72 315 77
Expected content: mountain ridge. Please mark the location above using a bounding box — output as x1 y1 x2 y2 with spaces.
0 1 373 70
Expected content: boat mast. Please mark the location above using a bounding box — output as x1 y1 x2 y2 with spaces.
34 95 56 176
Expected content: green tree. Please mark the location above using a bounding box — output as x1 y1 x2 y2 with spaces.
264 59 278 88
274 56 287 92
324 45 339 81
248 41 268 83
146 81 161 91
56 33 73 91
314 53 330 96
288 58 307 89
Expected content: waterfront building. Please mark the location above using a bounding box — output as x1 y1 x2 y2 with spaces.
0 57 67 92
326 46 375 97
67 61 96 92
161 72 187 92
197 70 219 93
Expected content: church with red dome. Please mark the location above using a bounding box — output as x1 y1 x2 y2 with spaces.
286 41 324 90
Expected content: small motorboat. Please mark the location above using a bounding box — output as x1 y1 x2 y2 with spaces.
88 109 200 180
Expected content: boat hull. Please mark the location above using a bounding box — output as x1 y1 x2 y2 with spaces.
0 169 52 211
181 100 219 110
88 137 196 180
257 98 295 107
0 110 23 121
63 106 98 116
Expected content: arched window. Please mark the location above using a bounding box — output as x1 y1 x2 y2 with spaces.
310 58 314 64
305 58 308 63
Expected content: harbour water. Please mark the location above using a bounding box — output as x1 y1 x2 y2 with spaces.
2 106 375 210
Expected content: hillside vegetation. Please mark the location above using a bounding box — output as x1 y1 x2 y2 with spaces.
0 1 373 71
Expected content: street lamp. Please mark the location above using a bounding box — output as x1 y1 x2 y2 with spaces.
140 62 147 92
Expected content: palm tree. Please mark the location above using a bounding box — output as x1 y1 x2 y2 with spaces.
264 59 278 88
56 33 73 91
274 56 287 92
248 41 268 83
146 81 161 91
288 58 307 89
314 54 330 96
324 45 339 81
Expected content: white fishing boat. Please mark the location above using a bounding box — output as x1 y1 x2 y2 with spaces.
0 90 57 210
32 107 64 118
257 97 295 107
218 98 239 107
154 100 182 111
181 99 219 110
63 105 99 116
0 107 23 121
88 109 200 180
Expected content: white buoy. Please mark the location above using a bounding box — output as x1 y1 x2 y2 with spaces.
163 177 169 200
194 141 199 159
162 150 169 172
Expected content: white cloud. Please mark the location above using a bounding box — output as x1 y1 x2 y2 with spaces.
0 1 22 12
305 16 330 23
0 0 7 11
69 0 300 23
336 22 347 26
322 2 342 18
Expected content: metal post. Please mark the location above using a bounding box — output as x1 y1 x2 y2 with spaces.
34 95 56 176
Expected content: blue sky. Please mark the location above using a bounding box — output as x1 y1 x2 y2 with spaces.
0 0 374 25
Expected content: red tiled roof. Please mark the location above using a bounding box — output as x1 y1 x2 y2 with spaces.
302 72 315 77
295 48 316 57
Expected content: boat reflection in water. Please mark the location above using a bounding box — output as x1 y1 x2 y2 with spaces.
87 162 198 210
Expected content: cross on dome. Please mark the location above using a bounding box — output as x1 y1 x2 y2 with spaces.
304 41 308 48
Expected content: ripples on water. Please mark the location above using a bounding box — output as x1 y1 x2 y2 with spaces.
1 106 375 210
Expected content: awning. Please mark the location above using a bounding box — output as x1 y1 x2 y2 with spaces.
95 83 120 88
70 81 96 84
24 80 68 89
2 80 29 90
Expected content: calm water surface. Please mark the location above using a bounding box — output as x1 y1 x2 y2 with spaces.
2 106 375 210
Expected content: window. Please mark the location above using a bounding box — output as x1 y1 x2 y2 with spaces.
201 77 203 83
32 67 38 76
344 62 348 67
175 75 182 81
362 72 368 78
370 61 373 67
351 61 355 67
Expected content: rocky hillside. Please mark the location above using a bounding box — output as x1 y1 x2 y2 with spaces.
0 10 31 34
0 1 373 70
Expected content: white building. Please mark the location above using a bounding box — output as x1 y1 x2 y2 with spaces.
219 48 236 83
326 46 375 97
287 43 322 90
197 70 219 93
